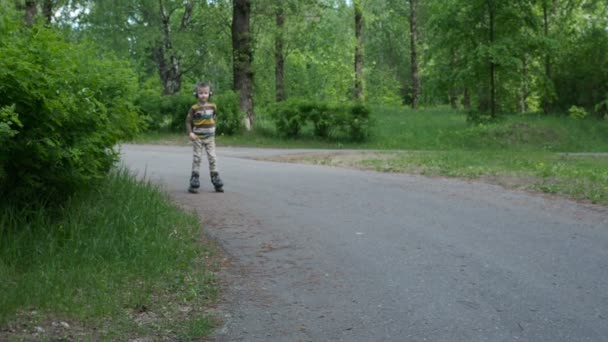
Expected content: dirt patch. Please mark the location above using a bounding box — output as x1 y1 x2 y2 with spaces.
256 151 396 171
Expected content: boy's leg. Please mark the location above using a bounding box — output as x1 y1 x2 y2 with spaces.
203 136 218 173
189 138 203 193
203 137 224 192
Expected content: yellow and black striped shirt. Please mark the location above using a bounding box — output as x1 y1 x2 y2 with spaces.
187 103 217 138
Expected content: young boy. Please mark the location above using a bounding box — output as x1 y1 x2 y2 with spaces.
186 82 224 193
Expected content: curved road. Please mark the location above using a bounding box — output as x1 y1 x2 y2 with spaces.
120 144 608 342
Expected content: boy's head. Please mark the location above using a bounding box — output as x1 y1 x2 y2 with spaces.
194 82 212 102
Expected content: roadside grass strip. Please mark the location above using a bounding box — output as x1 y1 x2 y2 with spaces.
0 169 219 340
358 151 608 205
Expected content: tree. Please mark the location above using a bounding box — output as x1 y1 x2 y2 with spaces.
275 0 286 102
153 0 195 95
353 0 364 100
24 0 37 26
232 0 254 130
409 0 420 108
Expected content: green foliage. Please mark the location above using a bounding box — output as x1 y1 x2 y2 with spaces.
214 90 244 136
553 3 608 115
569 105 589 120
267 99 308 138
595 94 608 119
267 99 373 142
466 110 499 125
0 105 22 183
138 92 194 132
0 20 139 203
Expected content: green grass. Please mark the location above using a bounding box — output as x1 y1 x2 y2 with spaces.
0 169 218 340
357 151 608 204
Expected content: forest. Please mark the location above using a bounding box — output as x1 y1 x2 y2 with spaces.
5 0 608 115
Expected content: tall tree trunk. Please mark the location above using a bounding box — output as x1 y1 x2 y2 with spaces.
462 88 471 109
42 0 53 24
409 0 420 109
449 91 458 109
449 49 458 109
353 0 364 100
24 0 37 26
232 0 255 130
275 1 286 102
520 54 529 113
542 1 552 114
488 1 496 118
156 0 182 95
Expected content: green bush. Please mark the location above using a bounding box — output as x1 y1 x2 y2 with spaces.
214 90 244 136
466 110 499 125
0 21 140 203
569 105 589 120
161 93 195 132
349 103 372 142
268 99 310 138
267 99 373 141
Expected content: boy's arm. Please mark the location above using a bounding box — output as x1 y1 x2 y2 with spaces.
185 108 193 134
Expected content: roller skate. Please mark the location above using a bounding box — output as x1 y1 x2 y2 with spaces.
188 171 200 193
210 171 224 193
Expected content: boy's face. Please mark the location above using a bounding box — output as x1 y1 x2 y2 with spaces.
197 87 210 102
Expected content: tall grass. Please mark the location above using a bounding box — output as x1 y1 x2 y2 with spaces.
362 106 608 151
0 169 217 339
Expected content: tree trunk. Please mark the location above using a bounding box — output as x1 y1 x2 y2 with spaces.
449 49 458 109
449 91 458 109
488 1 496 118
275 1 286 102
42 0 53 24
232 0 255 130
462 88 471 109
156 0 182 95
520 54 529 113
409 0 420 109
354 0 364 100
542 1 552 114
24 0 37 26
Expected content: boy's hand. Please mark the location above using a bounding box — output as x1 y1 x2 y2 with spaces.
189 132 198 141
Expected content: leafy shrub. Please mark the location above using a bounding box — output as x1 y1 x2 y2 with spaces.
267 99 373 141
268 99 310 138
161 93 195 132
0 21 139 203
568 105 589 120
214 90 244 136
349 103 372 142
594 94 608 120
466 110 499 125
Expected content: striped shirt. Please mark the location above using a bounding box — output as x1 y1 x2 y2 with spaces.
187 103 217 138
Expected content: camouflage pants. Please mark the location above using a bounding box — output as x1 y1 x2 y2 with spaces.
192 136 218 174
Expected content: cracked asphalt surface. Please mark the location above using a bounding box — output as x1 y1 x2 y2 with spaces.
120 144 608 342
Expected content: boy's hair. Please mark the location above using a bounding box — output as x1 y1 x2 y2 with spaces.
193 82 212 99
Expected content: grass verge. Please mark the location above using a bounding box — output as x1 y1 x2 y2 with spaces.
274 150 608 205
0 169 219 340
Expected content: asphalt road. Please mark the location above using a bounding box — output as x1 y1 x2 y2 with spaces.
120 144 608 342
